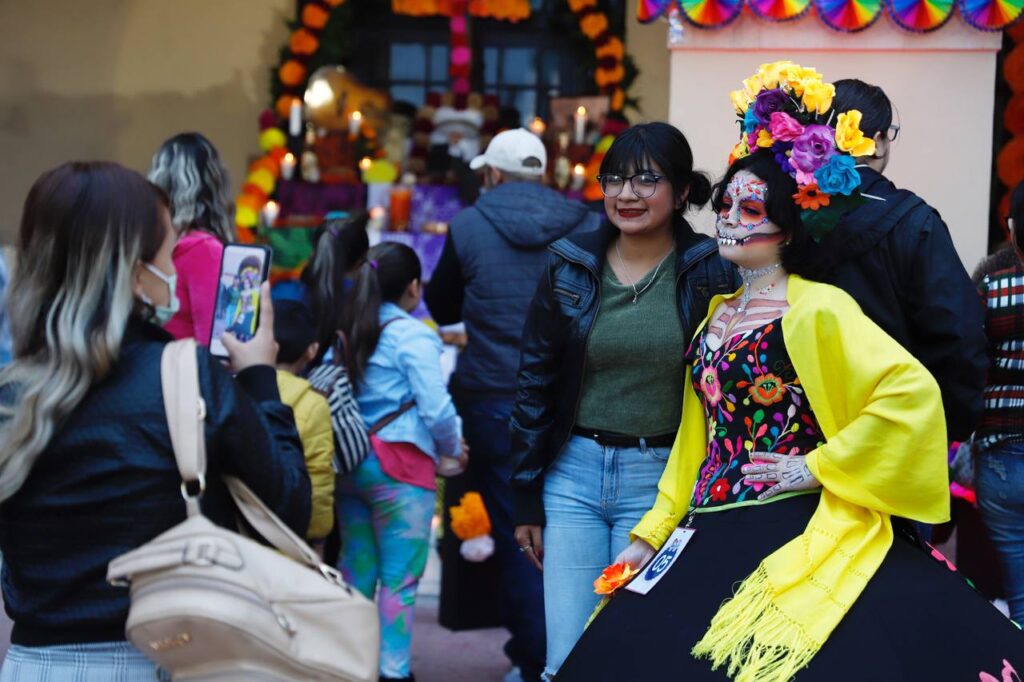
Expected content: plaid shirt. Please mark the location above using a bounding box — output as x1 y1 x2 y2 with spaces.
978 263 1024 452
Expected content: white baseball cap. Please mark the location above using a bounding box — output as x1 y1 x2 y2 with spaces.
469 128 547 176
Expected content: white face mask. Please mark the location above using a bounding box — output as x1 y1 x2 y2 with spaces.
140 263 180 327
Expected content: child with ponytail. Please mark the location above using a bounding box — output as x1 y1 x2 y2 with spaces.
336 242 466 682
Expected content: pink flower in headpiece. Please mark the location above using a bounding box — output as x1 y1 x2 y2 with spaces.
768 112 804 142
790 124 836 180
746 130 760 151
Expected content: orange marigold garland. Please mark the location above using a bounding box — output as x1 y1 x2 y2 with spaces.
568 0 630 112
289 28 320 56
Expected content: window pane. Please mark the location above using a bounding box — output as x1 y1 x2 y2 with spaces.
430 45 449 82
390 43 426 81
512 90 536 124
391 85 426 107
542 50 561 88
502 48 536 86
483 47 499 86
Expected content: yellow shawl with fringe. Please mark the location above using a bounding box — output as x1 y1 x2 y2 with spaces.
631 275 950 682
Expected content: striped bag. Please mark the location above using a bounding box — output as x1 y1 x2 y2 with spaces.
307 332 370 476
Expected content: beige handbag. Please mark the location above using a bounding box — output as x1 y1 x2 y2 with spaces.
107 339 380 681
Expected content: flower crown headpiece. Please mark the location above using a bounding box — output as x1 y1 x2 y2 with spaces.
728 61 872 242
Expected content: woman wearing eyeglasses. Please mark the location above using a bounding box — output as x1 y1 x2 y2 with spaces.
509 122 736 678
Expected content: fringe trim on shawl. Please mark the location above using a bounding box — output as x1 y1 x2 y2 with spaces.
692 564 822 682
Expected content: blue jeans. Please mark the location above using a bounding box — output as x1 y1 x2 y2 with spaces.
541 435 671 677
976 442 1024 624
457 397 546 681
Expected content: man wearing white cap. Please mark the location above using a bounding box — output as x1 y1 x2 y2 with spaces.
426 128 600 682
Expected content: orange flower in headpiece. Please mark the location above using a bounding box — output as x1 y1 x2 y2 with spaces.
290 29 319 56
279 60 308 87
593 562 640 595
793 183 831 211
302 3 331 29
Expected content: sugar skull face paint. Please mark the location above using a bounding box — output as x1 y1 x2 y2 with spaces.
717 171 770 232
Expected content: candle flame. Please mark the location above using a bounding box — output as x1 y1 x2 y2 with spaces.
283 152 295 164
573 163 585 175
265 200 279 210
352 110 363 121
370 206 386 219
576 106 587 116
359 157 373 171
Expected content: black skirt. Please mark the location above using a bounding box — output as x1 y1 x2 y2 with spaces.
557 494 1024 681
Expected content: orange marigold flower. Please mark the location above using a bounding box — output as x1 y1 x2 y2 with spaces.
302 3 330 29
580 13 609 39
275 95 295 120
279 60 308 87
324 0 346 6
290 28 319 56
596 36 625 61
610 87 626 112
593 562 640 595
250 156 280 180
595 64 625 88
450 492 492 540
569 0 598 11
793 183 831 211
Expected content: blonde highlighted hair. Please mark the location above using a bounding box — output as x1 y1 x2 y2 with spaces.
148 132 235 243
0 162 167 501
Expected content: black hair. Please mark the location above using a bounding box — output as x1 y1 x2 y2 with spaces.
712 151 829 281
238 255 262 275
340 242 422 387
273 298 317 366
831 79 893 140
600 122 712 235
301 212 370 362
1012 181 1024 251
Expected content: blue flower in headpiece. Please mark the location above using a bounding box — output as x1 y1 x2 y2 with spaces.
743 108 759 134
814 155 860 196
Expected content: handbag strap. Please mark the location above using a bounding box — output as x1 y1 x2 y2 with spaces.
368 401 417 436
159 340 331 574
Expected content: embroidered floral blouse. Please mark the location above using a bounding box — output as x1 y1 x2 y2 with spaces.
687 320 826 510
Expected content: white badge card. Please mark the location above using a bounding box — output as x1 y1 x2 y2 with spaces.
624 527 695 596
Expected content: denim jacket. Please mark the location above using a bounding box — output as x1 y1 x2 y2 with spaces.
357 303 461 461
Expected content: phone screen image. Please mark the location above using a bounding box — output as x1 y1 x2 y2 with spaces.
209 244 271 358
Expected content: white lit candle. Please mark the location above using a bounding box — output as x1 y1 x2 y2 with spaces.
288 99 303 137
359 156 373 172
572 163 586 191
261 200 280 228
529 117 546 137
574 106 587 145
349 110 363 138
280 152 296 181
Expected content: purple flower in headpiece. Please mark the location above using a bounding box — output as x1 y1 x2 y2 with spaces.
772 141 794 175
753 89 790 124
790 124 836 185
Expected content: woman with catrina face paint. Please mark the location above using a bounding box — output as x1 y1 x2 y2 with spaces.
557 65 1024 681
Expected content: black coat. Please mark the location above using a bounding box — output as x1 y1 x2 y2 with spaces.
823 167 987 441
509 222 737 526
0 320 311 645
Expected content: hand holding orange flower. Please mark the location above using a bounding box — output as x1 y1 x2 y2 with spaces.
593 562 640 595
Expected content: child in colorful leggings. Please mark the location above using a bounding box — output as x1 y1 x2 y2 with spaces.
336 242 466 682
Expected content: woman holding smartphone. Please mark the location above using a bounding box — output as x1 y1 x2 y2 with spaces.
0 162 309 679
509 122 736 678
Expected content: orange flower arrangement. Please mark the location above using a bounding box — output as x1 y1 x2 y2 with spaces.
302 3 331 29
580 13 609 39
324 0 346 6
250 156 280 180
610 87 626 112
289 28 320 56
276 95 297 120
593 562 640 595
595 64 626 88
450 492 492 540
793 183 831 211
596 36 625 61
279 60 308 87
569 0 598 10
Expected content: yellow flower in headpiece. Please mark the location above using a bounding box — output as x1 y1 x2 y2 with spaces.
728 139 750 165
742 76 765 100
784 66 823 96
756 129 775 148
730 89 752 115
756 61 797 90
835 110 877 157
801 80 835 115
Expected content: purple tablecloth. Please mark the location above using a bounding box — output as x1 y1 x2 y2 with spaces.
377 231 447 282
278 180 365 219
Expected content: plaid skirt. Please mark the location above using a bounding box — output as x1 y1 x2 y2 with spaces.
0 642 168 681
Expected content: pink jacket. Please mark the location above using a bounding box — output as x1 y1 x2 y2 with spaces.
166 230 224 345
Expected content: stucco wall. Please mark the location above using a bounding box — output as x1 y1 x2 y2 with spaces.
667 16 1002 270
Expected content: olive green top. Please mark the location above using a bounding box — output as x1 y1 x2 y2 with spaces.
575 252 685 437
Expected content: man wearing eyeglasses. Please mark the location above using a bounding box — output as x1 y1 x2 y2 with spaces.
823 79 987 445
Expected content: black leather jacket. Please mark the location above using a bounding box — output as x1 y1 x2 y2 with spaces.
509 222 737 526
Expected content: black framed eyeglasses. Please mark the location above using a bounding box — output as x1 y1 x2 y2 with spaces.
887 124 900 142
597 173 667 199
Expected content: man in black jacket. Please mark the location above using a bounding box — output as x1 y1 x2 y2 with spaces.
824 79 987 442
425 128 601 682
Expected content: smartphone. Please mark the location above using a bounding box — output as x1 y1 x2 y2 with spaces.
208 244 272 358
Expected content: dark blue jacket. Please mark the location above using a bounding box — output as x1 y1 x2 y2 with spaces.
0 320 310 646
425 182 601 398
